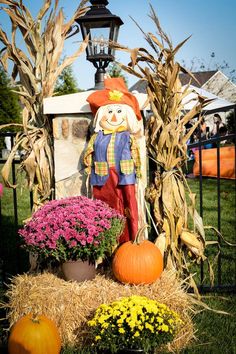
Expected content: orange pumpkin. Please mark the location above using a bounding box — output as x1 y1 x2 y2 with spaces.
112 228 163 285
8 313 61 354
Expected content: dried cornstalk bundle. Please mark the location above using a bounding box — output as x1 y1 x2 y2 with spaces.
0 0 88 210
3 270 196 352
113 6 214 291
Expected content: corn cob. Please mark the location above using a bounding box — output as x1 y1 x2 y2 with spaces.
180 229 205 260
155 233 166 256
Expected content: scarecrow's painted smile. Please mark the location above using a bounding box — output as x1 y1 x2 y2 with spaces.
100 105 127 131
106 119 124 126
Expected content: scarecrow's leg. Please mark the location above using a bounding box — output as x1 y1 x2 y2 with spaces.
93 167 135 243
119 184 138 242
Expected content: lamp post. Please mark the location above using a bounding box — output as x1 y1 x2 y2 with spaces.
76 0 123 90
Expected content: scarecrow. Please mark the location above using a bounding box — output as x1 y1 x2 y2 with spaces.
84 78 146 243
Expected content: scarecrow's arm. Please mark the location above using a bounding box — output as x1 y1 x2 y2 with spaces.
130 135 141 178
84 134 97 175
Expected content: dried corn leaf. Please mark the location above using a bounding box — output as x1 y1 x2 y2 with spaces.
114 5 213 292
0 0 88 209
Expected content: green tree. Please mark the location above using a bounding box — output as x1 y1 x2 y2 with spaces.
54 65 83 96
107 62 128 86
0 0 87 208
0 66 21 127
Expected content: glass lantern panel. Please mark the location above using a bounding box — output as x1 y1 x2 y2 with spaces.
112 25 119 43
108 22 120 56
89 27 110 56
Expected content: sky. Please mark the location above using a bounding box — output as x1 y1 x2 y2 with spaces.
0 0 236 90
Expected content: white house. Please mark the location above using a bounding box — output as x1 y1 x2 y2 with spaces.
130 70 236 132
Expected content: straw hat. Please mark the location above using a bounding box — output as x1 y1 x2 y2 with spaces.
87 77 142 121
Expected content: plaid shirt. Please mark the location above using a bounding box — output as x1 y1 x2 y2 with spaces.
84 132 141 178
130 135 141 178
107 132 116 167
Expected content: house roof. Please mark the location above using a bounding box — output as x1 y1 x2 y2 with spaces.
181 85 235 113
131 85 235 113
129 79 148 94
129 70 218 93
179 70 217 87
202 70 236 103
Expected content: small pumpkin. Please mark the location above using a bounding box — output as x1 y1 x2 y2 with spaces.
112 226 163 284
8 313 61 354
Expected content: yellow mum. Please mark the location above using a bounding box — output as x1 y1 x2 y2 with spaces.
88 295 183 352
119 328 125 334
133 331 140 337
145 323 154 332
162 324 169 332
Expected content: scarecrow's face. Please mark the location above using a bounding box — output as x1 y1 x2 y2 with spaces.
99 105 128 131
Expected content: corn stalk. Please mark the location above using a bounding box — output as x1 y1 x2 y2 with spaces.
0 0 89 210
114 6 216 290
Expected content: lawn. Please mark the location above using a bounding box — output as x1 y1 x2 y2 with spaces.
186 177 236 287
0 168 235 353
0 165 32 277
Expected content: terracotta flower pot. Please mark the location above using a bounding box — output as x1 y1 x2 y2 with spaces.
62 260 96 282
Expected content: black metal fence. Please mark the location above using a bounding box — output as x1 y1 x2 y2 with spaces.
0 131 235 293
0 132 33 281
186 130 236 293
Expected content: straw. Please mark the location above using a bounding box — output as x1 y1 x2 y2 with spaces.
3 269 196 352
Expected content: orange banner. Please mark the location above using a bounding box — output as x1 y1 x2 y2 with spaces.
193 146 235 179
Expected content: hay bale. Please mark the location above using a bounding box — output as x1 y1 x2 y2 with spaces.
4 270 195 352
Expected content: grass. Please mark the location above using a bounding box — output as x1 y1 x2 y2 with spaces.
181 295 236 354
187 177 236 287
0 167 236 353
0 165 32 276
180 177 236 354
59 293 236 354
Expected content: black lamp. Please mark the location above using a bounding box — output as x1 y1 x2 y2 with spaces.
76 0 123 89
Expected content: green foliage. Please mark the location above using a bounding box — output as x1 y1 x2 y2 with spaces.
0 66 22 151
108 62 128 86
0 66 21 128
54 65 83 96
181 295 236 354
187 178 236 286
0 174 235 353
0 167 31 276
19 196 125 264
61 345 91 354
0 0 88 207
60 294 236 354
88 295 182 353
